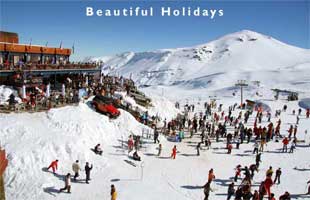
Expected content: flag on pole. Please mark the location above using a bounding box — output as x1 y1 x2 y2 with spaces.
72 42 75 54
29 38 32 46
45 41 48 47
59 41 63 49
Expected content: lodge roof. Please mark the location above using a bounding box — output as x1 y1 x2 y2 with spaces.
0 31 71 56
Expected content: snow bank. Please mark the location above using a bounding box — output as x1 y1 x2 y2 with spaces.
0 102 151 200
0 85 21 105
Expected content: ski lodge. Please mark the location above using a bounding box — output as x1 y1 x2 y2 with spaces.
0 31 100 75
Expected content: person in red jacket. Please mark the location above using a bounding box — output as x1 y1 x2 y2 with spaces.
47 159 58 174
306 109 310 118
264 176 273 198
282 137 289 153
270 193 276 200
171 145 177 159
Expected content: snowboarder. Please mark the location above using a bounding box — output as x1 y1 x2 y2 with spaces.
94 144 103 155
59 173 71 193
274 168 281 184
85 162 93 184
171 145 177 159
72 160 80 181
47 159 58 174
227 182 235 200
157 144 162 156
111 184 117 200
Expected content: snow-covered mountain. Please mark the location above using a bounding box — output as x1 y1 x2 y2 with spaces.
90 30 310 91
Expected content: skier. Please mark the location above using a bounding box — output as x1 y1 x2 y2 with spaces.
171 145 177 159
72 160 80 181
157 144 162 156
85 162 93 184
47 159 58 174
59 173 71 193
274 168 281 184
111 184 117 200
94 144 103 155
227 182 235 200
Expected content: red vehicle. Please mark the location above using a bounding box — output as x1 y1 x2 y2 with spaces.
92 95 120 118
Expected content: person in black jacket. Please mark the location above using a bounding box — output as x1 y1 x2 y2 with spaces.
274 168 282 184
279 191 291 200
85 162 93 184
227 182 235 200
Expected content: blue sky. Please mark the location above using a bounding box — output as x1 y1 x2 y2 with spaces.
1 0 309 60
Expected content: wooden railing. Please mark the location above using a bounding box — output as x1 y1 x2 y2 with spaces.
0 63 98 71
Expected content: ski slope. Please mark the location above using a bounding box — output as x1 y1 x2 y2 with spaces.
90 30 310 92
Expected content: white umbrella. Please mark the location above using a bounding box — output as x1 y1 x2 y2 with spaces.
46 84 50 97
22 85 26 99
62 84 66 96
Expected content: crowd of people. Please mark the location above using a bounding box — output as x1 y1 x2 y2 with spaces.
159 99 310 200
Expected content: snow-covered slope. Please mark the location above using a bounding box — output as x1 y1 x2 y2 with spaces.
91 30 310 91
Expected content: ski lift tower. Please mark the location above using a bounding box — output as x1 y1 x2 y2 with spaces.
235 80 248 107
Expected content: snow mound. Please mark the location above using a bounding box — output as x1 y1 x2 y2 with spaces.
0 85 21 105
0 102 152 200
